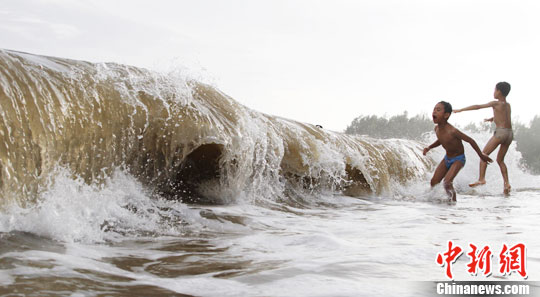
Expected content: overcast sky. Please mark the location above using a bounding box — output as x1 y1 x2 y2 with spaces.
1 0 539 131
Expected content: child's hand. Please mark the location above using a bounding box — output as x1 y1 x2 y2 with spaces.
480 153 493 163
484 118 493 122
423 147 430 155
453 109 461 113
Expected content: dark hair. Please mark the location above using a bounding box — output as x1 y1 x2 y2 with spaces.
438 101 452 114
496 82 511 97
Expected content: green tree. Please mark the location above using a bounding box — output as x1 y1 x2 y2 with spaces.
514 116 540 173
345 112 433 140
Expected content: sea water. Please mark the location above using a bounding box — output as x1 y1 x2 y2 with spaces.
0 50 539 296
1 132 539 297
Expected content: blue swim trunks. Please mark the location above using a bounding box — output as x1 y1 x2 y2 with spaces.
444 154 466 169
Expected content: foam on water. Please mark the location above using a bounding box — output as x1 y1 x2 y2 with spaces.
0 169 189 243
0 126 537 245
1 50 540 296
1 49 436 207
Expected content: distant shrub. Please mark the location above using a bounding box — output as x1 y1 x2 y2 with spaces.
344 112 433 140
462 121 493 133
514 116 540 174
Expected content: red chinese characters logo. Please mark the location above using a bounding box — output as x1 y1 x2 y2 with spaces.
500 243 527 278
467 244 492 276
436 241 527 279
436 241 463 279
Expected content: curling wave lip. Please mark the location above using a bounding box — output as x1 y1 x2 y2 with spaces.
0 49 434 206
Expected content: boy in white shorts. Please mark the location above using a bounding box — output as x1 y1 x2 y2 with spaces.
454 82 513 194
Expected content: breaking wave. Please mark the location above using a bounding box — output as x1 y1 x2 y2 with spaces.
0 49 434 208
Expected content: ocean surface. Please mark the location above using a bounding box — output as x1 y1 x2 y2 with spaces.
0 50 539 296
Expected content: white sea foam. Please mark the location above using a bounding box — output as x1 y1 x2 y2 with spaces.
1 50 539 296
0 169 188 243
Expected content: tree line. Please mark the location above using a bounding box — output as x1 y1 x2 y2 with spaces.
344 113 540 174
344 112 433 140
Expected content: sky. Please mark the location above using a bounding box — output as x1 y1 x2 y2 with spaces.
1 0 539 131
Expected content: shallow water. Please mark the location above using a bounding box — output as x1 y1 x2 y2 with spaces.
1 182 539 296
1 50 539 296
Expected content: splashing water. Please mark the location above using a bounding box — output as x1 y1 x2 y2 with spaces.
1 50 539 296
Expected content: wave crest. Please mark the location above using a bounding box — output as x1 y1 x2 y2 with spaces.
0 49 434 206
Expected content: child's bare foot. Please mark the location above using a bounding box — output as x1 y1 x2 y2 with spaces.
469 180 486 187
504 184 511 195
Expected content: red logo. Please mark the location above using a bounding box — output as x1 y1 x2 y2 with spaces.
467 244 492 276
436 241 463 279
437 241 527 279
500 243 527 278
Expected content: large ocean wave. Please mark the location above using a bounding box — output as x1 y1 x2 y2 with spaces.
0 49 434 207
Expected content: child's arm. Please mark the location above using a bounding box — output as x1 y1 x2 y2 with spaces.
456 130 493 163
454 101 496 113
423 140 441 155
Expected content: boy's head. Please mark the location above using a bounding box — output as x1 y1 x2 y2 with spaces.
495 81 511 98
432 101 452 123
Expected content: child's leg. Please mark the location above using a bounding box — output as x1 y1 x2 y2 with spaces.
431 159 448 187
470 136 501 187
443 161 465 201
497 141 512 194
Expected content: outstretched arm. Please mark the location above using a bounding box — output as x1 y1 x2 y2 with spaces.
457 131 493 163
454 101 496 113
423 140 441 155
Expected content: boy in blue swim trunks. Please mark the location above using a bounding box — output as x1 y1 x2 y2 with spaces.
423 101 492 201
